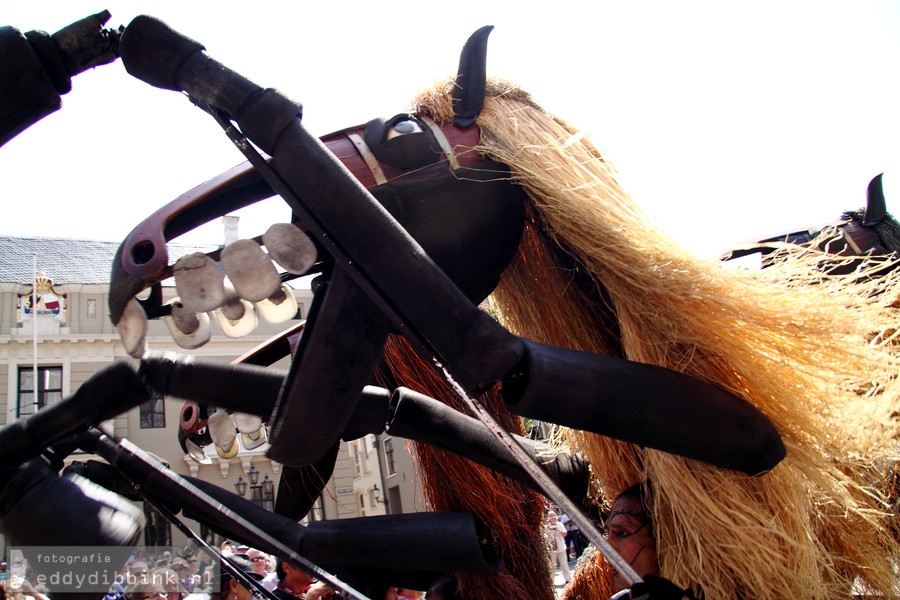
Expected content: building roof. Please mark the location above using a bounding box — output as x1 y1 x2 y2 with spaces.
0 235 218 286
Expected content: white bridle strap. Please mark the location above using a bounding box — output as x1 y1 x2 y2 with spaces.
421 115 461 170
346 131 388 185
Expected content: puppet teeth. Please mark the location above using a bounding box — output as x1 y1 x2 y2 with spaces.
213 284 258 338
221 239 281 302
219 282 246 320
163 299 211 349
241 427 268 451
116 298 149 359
234 412 263 434
255 283 298 324
263 223 318 275
215 437 240 459
179 400 207 433
179 424 213 463
207 409 237 449
184 437 213 464
173 252 225 312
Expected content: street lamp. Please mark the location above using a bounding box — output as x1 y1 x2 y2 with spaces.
261 474 275 511
371 484 388 507
234 465 274 510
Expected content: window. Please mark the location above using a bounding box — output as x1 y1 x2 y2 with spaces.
361 439 370 475
17 366 62 418
140 393 166 429
352 445 361 477
384 438 396 476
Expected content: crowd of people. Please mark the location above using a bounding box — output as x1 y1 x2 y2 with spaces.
0 542 458 600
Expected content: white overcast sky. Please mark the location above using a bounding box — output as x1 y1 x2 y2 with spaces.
1 1 898 258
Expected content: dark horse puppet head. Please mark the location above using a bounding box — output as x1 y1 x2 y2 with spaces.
114 17 784 524
109 20 530 471
724 172 900 274
109 22 525 353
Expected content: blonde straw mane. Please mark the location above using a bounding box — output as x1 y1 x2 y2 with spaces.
412 78 900 598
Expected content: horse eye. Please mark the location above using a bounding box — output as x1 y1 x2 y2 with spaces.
386 119 423 140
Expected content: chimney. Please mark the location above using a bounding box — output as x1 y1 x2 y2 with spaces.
223 215 240 246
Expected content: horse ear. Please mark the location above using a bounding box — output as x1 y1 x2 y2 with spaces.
864 172 886 225
453 25 493 127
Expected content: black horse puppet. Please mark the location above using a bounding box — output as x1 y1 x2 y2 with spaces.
2 11 899 600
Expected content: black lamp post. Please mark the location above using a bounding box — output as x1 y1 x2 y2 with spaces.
261 474 275 511
248 464 263 505
235 464 274 510
372 484 388 507
234 475 247 497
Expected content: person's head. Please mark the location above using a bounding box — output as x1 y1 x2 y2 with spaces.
215 555 262 600
148 568 186 600
170 558 189 579
156 551 172 568
129 561 151 585
547 510 558 524
274 557 313 592
125 580 166 600
183 552 200 575
245 549 269 576
605 483 659 590
8 550 26 579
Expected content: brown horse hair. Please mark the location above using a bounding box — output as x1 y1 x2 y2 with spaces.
378 333 555 600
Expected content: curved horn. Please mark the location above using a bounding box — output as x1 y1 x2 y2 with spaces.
864 172 886 226
453 25 493 127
